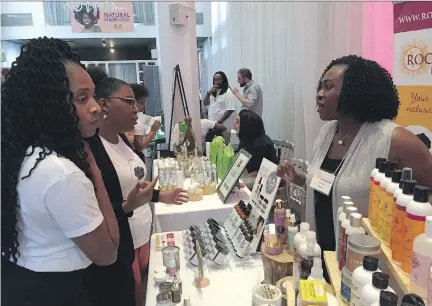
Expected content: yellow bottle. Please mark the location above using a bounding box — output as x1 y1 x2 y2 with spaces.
377 161 397 239
382 169 402 246
369 158 386 229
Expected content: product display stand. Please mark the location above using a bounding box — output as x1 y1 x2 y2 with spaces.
261 245 293 286
275 276 294 306
323 251 344 304
361 218 410 294
192 242 210 288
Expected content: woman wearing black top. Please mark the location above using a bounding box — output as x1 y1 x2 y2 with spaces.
235 109 279 181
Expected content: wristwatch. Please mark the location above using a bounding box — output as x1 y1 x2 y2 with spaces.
151 189 160 203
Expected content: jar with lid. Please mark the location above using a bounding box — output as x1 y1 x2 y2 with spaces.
346 234 381 274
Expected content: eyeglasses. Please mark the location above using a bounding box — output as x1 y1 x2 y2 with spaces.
107 97 138 109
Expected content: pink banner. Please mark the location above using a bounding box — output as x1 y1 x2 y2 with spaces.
394 1 432 34
70 2 134 33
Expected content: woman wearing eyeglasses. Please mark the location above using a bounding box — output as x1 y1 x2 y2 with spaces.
83 75 188 306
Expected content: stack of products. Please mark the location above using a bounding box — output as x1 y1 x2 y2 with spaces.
367 159 432 303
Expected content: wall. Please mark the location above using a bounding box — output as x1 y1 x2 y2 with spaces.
1 40 21 67
77 46 152 61
0 1 211 40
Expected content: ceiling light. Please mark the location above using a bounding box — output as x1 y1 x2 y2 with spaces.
110 41 114 48
110 48 115 53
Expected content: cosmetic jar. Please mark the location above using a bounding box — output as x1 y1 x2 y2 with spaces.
162 246 180 272
251 284 282 306
159 281 172 294
265 234 283 255
156 292 172 305
346 234 381 273
340 266 352 303
154 272 167 283
154 266 166 274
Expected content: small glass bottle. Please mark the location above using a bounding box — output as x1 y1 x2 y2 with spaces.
171 275 181 304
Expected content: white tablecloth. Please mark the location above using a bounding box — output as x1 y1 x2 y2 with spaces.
146 231 265 306
152 162 251 233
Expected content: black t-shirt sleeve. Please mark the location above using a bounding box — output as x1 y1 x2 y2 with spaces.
246 141 279 174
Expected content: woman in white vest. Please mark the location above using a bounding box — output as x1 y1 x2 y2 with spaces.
277 55 432 281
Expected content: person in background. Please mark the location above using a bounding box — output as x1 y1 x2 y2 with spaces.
203 71 236 132
277 55 432 282
232 68 263 117
129 83 160 153
200 111 227 152
234 109 279 189
85 75 189 306
1 37 121 306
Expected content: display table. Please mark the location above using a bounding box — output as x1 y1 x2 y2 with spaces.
323 251 345 305
146 231 264 306
152 162 251 233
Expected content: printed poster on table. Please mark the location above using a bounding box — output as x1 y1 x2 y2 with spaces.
247 158 281 253
393 1 432 153
69 2 134 33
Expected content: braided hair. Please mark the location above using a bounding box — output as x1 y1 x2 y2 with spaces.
317 55 400 123
1 37 91 262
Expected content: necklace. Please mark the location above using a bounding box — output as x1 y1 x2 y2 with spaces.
337 127 351 145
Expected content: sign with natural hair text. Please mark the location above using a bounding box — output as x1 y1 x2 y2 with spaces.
69 2 134 33
393 1 432 153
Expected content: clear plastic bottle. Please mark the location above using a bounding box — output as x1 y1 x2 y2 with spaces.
372 160 388 230
337 196 352 262
370 291 398 306
403 186 432 275
350 256 380 306
392 180 417 265
337 200 355 265
293 222 310 292
308 257 325 282
288 214 298 254
378 162 397 240
383 169 402 247
360 272 394 306
411 216 432 302
340 206 358 270
369 158 386 230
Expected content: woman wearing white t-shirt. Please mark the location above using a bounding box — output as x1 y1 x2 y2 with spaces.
1 38 128 306
86 75 189 306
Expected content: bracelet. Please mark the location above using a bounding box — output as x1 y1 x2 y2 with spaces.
151 189 160 203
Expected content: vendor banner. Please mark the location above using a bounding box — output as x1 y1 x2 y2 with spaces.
69 2 134 33
393 1 432 152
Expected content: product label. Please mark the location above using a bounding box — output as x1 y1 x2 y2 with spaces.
391 204 406 263
377 186 387 238
369 179 377 227
350 279 362 306
275 213 286 235
403 214 426 274
339 227 347 270
412 252 432 294
341 277 351 303
390 196 397 250
380 191 394 245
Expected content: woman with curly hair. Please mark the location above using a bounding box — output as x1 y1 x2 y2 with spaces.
83 72 188 306
277 55 432 281
74 4 102 33
0 37 123 305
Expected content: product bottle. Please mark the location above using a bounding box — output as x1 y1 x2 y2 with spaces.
171 275 182 304
371 291 398 306
285 209 292 248
274 199 286 245
350 256 380 306
288 214 298 254
392 180 417 265
393 168 414 207
401 293 426 306
345 213 366 270
403 186 432 275
428 266 432 306
383 169 402 248
371 160 388 230
360 272 395 306
308 257 325 282
337 200 355 265
340 206 358 270
293 222 310 292
299 231 317 282
411 216 432 301
378 161 397 240
369 158 386 230
337 196 352 256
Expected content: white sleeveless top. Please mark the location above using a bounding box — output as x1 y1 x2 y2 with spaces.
305 120 398 235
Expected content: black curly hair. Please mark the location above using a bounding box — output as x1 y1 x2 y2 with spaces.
1 37 91 263
212 71 230 97
73 4 100 26
317 55 400 123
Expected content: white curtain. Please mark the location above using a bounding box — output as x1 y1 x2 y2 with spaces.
209 2 365 162
108 63 137 84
